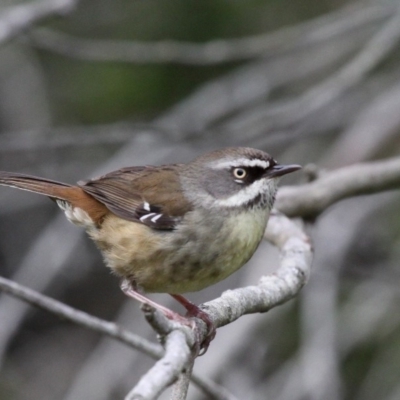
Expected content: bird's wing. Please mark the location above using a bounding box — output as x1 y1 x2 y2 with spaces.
78 165 192 230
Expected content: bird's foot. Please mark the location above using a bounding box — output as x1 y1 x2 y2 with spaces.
170 294 216 355
120 280 216 355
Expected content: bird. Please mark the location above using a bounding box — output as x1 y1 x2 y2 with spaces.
0 147 300 351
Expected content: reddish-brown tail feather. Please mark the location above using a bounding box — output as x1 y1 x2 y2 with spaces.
0 172 73 199
0 172 108 223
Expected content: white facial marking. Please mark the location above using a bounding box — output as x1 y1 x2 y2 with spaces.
213 158 270 170
215 178 277 208
143 201 151 211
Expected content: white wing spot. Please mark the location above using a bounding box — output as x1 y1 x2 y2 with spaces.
151 214 162 223
140 213 156 222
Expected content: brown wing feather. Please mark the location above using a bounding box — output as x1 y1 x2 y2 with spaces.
78 165 193 228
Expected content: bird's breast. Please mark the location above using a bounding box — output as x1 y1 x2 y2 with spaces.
89 207 270 294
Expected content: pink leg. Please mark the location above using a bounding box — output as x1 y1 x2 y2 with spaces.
120 280 216 355
120 280 190 326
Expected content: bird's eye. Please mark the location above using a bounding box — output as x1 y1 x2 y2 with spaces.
233 167 247 179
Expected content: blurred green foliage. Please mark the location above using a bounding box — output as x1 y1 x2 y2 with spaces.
36 0 347 124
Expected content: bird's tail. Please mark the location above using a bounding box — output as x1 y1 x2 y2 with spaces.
0 171 73 200
0 171 109 225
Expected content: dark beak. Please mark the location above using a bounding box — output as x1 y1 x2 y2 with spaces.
265 163 302 178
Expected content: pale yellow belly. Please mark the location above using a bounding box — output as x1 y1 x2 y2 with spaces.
89 208 269 293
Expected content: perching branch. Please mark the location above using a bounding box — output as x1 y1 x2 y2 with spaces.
170 357 195 400
125 327 192 400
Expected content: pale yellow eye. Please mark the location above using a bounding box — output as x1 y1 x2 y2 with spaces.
233 167 247 179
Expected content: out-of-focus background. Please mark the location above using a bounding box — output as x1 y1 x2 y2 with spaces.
0 0 400 399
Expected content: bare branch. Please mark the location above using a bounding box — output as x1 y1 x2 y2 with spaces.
0 275 162 359
170 359 194 400
0 273 239 400
141 303 195 349
0 0 78 45
277 156 400 218
125 330 192 400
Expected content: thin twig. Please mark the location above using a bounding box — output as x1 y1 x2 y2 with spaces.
0 274 234 400
0 275 162 358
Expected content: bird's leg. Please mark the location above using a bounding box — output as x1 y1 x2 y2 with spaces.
120 280 215 354
120 279 191 327
170 294 216 355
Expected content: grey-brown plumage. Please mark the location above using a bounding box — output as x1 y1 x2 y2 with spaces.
0 147 300 294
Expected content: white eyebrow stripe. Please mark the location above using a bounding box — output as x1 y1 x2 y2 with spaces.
213 158 270 169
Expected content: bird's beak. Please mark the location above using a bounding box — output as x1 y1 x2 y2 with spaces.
264 163 302 178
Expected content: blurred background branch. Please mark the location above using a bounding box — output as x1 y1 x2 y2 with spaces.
24 2 395 65
0 0 78 44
